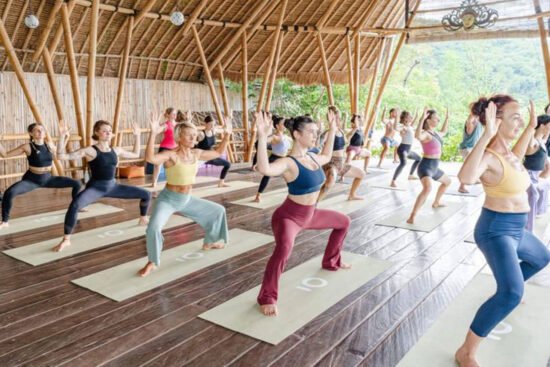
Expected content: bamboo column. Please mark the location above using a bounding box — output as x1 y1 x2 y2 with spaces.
113 16 134 146
61 3 86 145
216 64 236 162
32 0 63 62
86 0 100 145
346 34 354 112
364 38 386 128
353 33 361 114
317 33 335 106
242 32 250 161
265 33 285 111
365 0 422 135
534 0 550 98
47 0 77 57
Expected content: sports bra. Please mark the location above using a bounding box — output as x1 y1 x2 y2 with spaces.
197 131 216 150
333 132 345 151
401 126 414 145
89 145 118 180
523 140 547 171
421 131 442 156
271 134 291 156
165 155 199 186
287 154 325 195
27 142 52 167
483 148 530 199
349 131 364 147
159 120 177 149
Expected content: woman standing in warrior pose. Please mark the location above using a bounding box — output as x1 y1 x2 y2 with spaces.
151 108 178 191
342 114 371 179
390 110 421 187
197 115 232 188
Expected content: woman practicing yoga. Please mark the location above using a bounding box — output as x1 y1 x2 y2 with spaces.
406 108 451 224
152 107 178 191
253 114 291 202
455 96 550 367
53 120 151 252
342 114 371 178
390 110 421 187
138 115 231 277
0 123 82 230
197 115 232 188
458 112 483 193
255 110 351 317
377 107 400 168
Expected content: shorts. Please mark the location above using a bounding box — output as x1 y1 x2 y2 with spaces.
417 157 444 181
381 136 398 147
346 145 362 155
323 156 352 177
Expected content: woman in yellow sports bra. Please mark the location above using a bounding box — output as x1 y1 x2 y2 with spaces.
138 113 232 277
455 95 550 367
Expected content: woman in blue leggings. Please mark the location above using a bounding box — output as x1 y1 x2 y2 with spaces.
456 95 550 367
52 120 151 252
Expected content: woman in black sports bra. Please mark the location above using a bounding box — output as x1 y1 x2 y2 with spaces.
0 123 82 230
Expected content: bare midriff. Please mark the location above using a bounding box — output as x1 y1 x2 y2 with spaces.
29 166 52 174
483 194 530 213
166 183 192 194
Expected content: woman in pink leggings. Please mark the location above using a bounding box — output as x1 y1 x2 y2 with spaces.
255 109 352 317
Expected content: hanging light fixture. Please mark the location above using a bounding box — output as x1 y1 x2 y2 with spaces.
24 0 40 29
170 1 185 27
442 0 498 32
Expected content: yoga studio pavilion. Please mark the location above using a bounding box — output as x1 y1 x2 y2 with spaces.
0 0 549 366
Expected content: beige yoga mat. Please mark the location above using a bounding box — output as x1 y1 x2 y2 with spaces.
193 180 257 198
72 228 274 302
0 203 122 236
317 192 378 214
3 216 190 266
199 252 392 345
397 274 550 367
445 183 484 197
369 184 409 191
375 202 462 232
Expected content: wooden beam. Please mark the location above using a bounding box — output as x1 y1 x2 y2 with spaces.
20 0 47 69
42 49 64 121
113 16 134 146
1 1 27 71
47 0 76 57
353 33 361 114
346 34 354 112
217 65 231 115
61 3 86 145
32 0 63 62
133 0 157 28
265 32 285 111
534 0 550 98
316 0 341 30
364 38 386 127
381 36 394 79
416 0 514 14
1 0 13 23
86 0 100 145
317 33 335 106
62 7 89 74
241 32 250 161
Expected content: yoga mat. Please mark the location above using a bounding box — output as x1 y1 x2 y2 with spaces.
369 184 408 191
72 229 274 302
397 274 550 367
445 183 484 197
192 180 257 198
375 202 462 232
3 216 190 266
0 203 122 236
199 252 392 345
465 234 475 243
317 192 379 214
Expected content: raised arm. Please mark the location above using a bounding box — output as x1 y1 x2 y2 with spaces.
146 113 172 166
317 109 338 166
512 100 536 160
256 112 289 177
415 107 429 141
440 108 450 135
56 122 95 161
115 122 142 159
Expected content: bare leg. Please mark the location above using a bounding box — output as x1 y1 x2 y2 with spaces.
433 175 451 208
202 242 226 250
455 330 482 367
407 177 432 224
138 261 156 277
52 235 71 252
152 164 161 188
218 179 230 188
363 155 371 173
0 222 9 230
378 144 388 168
393 146 399 163
253 193 261 203
346 166 366 200
459 183 469 193
138 216 149 225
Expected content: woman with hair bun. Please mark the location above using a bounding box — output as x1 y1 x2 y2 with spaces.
52 120 151 252
455 96 550 367
406 107 451 224
0 123 82 230
342 114 371 178
255 110 351 316
197 115 232 188
390 110 421 187
253 114 291 203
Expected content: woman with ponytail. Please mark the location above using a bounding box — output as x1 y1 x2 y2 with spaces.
342 114 371 178
255 109 351 316
455 96 550 366
197 115 233 188
151 107 178 192
406 107 451 224
390 110 421 187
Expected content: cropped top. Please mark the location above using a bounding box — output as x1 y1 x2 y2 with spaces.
523 140 547 171
401 126 414 145
349 131 364 147
483 148 530 199
333 133 345 151
165 156 199 186
27 142 52 167
287 154 325 195
271 134 291 156
421 131 442 156
197 131 216 150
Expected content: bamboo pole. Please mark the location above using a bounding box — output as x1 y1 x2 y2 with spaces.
47 0 77 57
241 32 250 161
86 0 100 145
317 33 335 106
346 34 354 112
265 32 285 111
365 0 423 135
61 3 86 145
353 33 361 114
534 0 550 98
32 0 63 62
364 38 386 127
217 65 231 115
113 16 134 146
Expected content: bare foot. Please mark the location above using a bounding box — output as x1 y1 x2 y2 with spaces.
218 182 230 188
406 216 415 224
340 262 352 269
138 216 149 226
432 202 446 208
393 160 399 164
52 238 71 252
252 165 257 171
253 195 261 203
347 195 364 201
79 207 90 213
202 242 225 250
408 175 418 180
0 222 9 230
260 304 278 316
390 181 397 188
138 261 156 277
455 347 479 367
337 176 344 183
458 188 470 194
152 191 159 199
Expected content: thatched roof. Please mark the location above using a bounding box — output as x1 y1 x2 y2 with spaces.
0 0 545 86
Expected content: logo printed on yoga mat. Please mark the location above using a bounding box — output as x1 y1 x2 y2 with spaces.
296 277 328 292
97 229 125 238
175 252 204 262
488 321 513 341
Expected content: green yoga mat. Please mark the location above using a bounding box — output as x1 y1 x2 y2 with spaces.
397 274 550 367
199 252 392 345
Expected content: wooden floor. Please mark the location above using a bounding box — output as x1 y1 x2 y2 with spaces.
1 163 549 367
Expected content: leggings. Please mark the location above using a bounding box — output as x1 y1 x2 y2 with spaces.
64 179 150 234
2 171 81 222
392 144 421 181
470 208 550 337
258 154 284 193
206 158 231 180
257 198 351 305
145 188 228 265
526 170 550 232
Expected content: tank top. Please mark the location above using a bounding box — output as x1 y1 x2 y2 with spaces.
286 154 325 195
333 132 345 151
271 134 291 156
401 126 414 145
165 157 198 186
159 120 177 149
89 145 118 180
421 131 443 156
524 140 547 171
459 121 483 150
349 131 364 147
483 148 530 199
197 131 216 150
27 142 52 167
